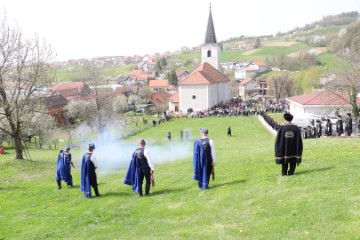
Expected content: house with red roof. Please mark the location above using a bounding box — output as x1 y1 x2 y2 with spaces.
148 79 169 92
46 82 91 102
168 92 179 112
286 90 360 120
177 6 231 113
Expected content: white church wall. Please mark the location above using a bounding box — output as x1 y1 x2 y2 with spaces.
179 85 208 112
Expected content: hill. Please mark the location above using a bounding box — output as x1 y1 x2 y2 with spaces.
1 116 360 239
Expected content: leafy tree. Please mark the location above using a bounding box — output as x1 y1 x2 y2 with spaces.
254 37 261 49
0 16 54 159
160 57 168 67
155 60 162 72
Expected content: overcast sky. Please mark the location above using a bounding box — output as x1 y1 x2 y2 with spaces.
1 0 359 61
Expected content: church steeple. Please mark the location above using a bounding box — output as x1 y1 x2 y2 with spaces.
204 3 217 44
201 3 219 70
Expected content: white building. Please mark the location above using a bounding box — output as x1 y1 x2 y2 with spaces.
178 5 231 113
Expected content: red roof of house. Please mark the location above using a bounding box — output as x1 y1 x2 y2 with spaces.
239 77 255 86
178 63 230 85
148 79 169 88
150 90 171 104
169 92 179 103
287 90 360 105
253 61 267 67
48 82 85 92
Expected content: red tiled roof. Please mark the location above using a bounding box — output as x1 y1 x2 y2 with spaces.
48 82 85 92
287 90 360 105
253 61 267 67
149 79 169 88
150 90 171 103
169 92 179 103
178 63 230 85
239 77 255 86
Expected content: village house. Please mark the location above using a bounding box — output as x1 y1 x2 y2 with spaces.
286 90 360 124
148 79 169 92
43 94 69 125
46 82 91 102
168 92 179 112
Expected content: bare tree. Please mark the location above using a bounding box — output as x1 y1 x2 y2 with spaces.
83 61 113 133
282 72 297 97
0 16 54 159
113 95 128 114
325 63 360 123
269 76 284 103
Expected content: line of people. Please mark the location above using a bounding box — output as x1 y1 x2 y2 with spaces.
55 127 217 198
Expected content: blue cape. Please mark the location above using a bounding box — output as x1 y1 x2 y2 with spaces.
123 152 139 193
193 139 211 189
80 153 96 198
55 150 73 185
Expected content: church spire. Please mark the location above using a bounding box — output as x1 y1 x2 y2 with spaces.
204 3 217 44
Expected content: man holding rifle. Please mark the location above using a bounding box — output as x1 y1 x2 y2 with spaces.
193 128 216 189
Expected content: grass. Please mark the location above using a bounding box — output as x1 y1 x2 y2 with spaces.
1 116 360 239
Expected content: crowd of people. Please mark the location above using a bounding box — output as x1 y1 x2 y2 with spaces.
188 98 288 118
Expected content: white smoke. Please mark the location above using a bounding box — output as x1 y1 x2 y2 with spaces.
76 126 193 172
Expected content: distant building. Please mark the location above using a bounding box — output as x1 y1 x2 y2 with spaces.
178 5 231 113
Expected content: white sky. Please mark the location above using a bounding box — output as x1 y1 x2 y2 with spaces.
1 0 359 61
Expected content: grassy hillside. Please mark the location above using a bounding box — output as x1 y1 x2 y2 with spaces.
1 116 360 239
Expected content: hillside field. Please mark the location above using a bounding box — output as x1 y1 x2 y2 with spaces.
0 116 360 239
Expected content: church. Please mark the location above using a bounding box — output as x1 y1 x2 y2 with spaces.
178 5 231 113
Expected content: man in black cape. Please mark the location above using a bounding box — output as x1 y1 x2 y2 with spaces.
275 113 303 176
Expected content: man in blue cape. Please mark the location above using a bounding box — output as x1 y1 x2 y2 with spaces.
193 128 216 189
124 139 154 196
80 143 100 198
55 145 74 189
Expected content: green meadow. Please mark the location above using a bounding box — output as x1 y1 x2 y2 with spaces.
1 116 360 239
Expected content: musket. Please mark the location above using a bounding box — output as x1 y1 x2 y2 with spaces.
151 172 155 188
71 161 75 168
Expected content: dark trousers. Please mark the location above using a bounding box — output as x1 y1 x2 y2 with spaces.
282 161 297 176
138 168 151 196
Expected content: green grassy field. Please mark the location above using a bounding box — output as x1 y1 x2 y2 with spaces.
1 116 359 239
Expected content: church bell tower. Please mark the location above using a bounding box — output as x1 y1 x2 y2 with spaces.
201 3 219 70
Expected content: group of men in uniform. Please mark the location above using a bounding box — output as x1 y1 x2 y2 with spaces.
55 143 100 198
55 111 310 198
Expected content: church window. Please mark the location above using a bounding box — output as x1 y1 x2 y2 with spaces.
192 95 196 99
207 50 211 57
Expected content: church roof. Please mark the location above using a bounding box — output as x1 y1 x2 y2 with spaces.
178 62 230 85
204 5 217 44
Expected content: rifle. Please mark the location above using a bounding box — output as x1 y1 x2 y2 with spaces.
151 171 155 188
71 161 75 168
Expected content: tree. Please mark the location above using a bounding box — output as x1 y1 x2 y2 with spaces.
160 57 168 67
83 61 113 133
325 64 360 127
128 94 140 115
30 112 56 149
155 60 162 72
113 95 128 114
0 16 54 159
254 37 261 49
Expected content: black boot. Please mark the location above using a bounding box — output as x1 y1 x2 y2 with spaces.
56 180 62 190
94 186 100 197
145 183 151 195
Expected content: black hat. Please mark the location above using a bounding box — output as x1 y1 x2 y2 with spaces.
283 113 293 122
